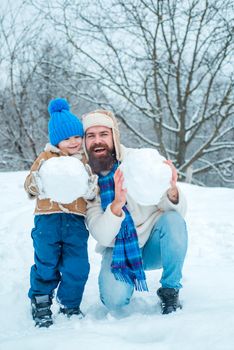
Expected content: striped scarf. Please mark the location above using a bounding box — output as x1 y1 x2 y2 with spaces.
98 162 148 291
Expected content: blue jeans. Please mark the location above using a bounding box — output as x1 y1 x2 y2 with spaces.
98 211 188 311
28 213 90 308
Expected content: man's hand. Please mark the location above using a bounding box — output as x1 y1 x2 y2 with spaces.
110 168 127 217
164 160 179 204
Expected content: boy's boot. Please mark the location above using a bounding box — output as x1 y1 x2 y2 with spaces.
157 287 182 314
59 306 84 319
31 295 53 327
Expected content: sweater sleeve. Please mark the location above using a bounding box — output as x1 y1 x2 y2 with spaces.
157 185 187 217
86 196 126 246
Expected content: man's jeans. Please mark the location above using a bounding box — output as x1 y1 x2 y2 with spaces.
98 211 188 311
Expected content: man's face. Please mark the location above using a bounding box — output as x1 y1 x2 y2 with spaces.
85 126 114 156
85 126 115 173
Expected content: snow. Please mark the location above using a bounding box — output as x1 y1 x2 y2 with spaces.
1 171 234 350
119 148 171 205
39 157 89 203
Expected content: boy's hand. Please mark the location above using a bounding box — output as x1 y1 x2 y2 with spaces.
32 171 47 199
83 173 98 200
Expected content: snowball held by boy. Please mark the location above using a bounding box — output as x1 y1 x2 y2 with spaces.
39 156 89 204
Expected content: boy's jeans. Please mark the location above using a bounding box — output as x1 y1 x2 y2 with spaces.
29 213 90 308
98 211 188 311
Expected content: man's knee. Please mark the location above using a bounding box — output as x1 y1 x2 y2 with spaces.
100 291 131 311
159 211 186 231
157 211 187 245
99 274 133 311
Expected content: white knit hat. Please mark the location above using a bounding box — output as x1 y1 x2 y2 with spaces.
82 109 122 161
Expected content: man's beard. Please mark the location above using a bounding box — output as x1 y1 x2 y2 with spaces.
87 143 116 174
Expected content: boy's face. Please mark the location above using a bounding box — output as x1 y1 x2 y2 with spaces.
58 136 82 155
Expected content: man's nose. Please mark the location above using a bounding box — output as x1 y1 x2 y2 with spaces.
94 135 102 143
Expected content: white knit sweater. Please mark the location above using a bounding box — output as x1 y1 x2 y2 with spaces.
86 145 187 252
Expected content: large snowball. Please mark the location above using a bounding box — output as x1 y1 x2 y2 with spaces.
119 148 172 206
39 156 89 204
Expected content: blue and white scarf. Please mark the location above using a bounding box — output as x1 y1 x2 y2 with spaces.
98 162 148 291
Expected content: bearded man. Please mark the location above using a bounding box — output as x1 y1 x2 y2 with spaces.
82 109 188 315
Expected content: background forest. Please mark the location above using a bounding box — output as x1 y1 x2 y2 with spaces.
0 0 233 187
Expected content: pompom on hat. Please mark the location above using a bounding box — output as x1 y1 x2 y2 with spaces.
48 98 84 146
82 109 122 161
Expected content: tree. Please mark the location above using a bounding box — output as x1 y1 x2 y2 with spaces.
0 1 46 169
31 0 234 186
0 1 99 170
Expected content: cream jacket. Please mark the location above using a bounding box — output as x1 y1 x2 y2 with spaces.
24 144 87 216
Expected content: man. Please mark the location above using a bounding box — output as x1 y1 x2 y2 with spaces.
82 109 188 315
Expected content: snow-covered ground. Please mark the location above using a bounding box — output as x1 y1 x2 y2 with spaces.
1 171 234 350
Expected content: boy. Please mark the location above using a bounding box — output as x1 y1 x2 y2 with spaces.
25 98 96 328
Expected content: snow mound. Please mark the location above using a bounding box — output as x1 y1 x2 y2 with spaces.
119 148 172 206
39 156 89 203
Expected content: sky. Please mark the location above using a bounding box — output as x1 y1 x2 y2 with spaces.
1 170 234 350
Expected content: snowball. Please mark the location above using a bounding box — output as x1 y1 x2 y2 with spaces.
39 156 89 204
119 148 172 206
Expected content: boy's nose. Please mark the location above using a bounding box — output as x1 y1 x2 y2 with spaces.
70 137 79 143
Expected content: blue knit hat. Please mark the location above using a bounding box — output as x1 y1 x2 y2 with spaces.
48 98 84 146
